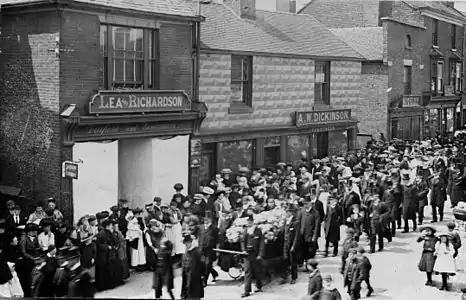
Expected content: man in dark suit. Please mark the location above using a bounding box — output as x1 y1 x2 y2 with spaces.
241 215 265 298
5 205 27 239
281 205 299 284
295 198 321 267
199 216 219 286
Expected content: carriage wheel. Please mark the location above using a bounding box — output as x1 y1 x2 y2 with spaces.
228 266 244 280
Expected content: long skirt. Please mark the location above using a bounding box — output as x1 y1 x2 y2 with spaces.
418 251 435 272
130 235 146 267
165 224 184 256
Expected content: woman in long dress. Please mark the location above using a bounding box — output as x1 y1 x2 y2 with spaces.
125 211 146 269
434 232 456 291
169 201 185 256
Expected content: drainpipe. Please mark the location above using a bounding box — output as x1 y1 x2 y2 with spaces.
462 24 466 128
195 1 201 102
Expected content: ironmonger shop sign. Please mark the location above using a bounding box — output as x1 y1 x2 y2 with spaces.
89 90 191 114
295 109 351 127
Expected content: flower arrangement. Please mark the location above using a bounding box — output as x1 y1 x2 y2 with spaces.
225 207 287 243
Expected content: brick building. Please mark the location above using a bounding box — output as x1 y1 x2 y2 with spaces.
0 0 206 221
187 0 366 188
300 0 466 140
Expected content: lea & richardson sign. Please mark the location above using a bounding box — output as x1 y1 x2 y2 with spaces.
89 90 191 114
295 109 351 127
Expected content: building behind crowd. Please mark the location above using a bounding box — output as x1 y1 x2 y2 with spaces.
299 0 466 140
0 0 207 221
188 0 375 191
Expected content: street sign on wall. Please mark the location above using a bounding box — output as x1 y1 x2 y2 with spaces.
295 109 351 127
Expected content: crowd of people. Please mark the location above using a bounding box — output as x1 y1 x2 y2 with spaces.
1 132 466 300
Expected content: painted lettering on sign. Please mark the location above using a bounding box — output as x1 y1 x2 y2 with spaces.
295 109 351 127
89 90 191 114
402 95 421 108
81 123 187 137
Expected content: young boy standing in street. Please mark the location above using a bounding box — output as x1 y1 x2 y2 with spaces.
343 248 363 300
447 222 462 258
341 228 358 274
356 246 374 297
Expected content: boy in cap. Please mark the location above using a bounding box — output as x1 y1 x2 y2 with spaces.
356 246 374 297
341 228 358 274
343 248 363 300
447 222 462 258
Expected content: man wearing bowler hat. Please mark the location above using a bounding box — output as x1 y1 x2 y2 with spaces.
241 215 264 298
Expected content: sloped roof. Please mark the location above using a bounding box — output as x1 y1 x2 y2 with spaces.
330 27 383 61
404 1 466 19
196 3 362 59
0 0 197 17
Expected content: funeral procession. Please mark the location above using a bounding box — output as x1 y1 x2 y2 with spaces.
5 0 466 300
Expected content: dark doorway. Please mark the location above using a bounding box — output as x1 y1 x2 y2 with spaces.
264 146 280 167
316 132 329 158
199 143 217 186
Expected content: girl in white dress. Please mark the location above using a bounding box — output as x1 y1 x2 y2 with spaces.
126 211 146 268
434 232 456 291
167 202 184 256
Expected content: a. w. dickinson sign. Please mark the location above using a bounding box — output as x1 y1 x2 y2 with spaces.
295 109 351 127
89 90 191 114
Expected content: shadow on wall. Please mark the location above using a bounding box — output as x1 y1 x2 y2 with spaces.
0 22 60 215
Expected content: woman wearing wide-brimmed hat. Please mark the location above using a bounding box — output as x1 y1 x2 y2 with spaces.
417 225 438 286
434 231 456 291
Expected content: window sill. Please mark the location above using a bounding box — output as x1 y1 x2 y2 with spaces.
228 103 253 115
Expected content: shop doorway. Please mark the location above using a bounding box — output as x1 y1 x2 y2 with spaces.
200 143 217 186
316 132 329 158
264 136 280 167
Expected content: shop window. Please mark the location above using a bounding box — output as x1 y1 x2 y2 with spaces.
429 109 440 137
218 140 253 171
432 19 438 46
100 25 158 90
403 66 412 96
264 136 281 167
230 55 253 107
314 61 331 105
446 108 454 133
287 135 309 165
391 119 399 140
450 61 463 93
451 24 457 49
405 34 412 49
431 60 444 95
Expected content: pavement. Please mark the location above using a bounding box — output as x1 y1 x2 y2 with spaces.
96 202 466 300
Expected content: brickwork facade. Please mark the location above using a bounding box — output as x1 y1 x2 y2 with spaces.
0 6 197 217
0 12 62 211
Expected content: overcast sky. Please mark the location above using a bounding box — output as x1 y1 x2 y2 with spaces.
456 1 466 11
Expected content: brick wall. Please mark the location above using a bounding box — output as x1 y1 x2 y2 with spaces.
384 19 427 106
199 54 314 130
60 11 194 115
360 62 389 137
0 12 62 211
199 53 368 134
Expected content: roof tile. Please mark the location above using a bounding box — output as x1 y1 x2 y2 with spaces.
197 2 362 59
330 27 383 61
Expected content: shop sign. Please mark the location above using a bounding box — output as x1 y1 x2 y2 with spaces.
89 90 191 114
295 109 351 127
62 161 78 179
75 122 192 139
309 126 336 133
402 95 421 107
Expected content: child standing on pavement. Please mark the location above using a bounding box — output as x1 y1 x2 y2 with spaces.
433 232 456 291
446 222 462 258
341 228 358 274
417 225 438 286
343 248 363 300
356 246 374 297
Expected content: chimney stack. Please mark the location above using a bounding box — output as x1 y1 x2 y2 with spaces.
225 0 256 20
444 1 454 9
276 0 296 13
289 0 296 13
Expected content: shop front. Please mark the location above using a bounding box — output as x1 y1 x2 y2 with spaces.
191 109 357 190
425 96 461 137
62 90 206 221
389 95 425 141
